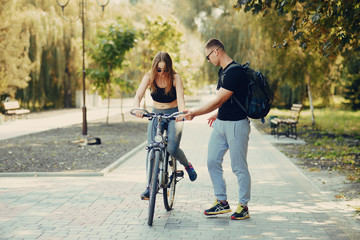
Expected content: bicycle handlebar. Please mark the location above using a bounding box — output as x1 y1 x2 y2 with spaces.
130 108 186 121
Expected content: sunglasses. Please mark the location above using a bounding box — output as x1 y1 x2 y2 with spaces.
157 68 166 73
206 48 218 61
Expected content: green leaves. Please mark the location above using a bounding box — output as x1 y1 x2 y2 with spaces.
234 0 360 58
87 20 136 98
90 22 136 70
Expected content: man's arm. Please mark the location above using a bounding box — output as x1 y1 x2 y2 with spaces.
184 88 233 120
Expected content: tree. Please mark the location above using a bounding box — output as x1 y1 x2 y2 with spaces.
12 1 82 110
114 69 136 122
87 20 136 123
234 0 360 58
232 0 359 125
0 0 32 98
343 49 360 110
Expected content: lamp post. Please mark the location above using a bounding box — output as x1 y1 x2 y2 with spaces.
56 0 110 136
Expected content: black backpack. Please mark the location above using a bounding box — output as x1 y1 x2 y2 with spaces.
220 62 272 123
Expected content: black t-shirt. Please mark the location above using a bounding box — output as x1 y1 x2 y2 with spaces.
217 61 248 121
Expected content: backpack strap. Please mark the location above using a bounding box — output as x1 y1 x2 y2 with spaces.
220 63 247 114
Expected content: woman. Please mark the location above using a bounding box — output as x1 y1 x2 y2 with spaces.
134 51 197 200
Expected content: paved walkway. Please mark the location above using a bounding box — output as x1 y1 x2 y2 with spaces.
1 97 360 239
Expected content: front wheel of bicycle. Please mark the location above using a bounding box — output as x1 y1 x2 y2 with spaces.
148 150 161 226
163 155 177 211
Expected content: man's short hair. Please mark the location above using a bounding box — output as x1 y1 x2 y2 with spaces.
205 38 225 51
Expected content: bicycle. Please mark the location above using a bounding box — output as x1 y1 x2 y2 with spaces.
130 108 185 226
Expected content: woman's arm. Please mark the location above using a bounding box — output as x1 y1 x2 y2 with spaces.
134 73 150 108
133 73 150 117
174 74 186 112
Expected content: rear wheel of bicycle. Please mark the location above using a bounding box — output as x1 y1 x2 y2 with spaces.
163 155 177 211
148 150 161 226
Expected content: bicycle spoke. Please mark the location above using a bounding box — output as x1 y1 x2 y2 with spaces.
163 155 176 211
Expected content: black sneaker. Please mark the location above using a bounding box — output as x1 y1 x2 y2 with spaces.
204 200 231 215
185 162 197 181
140 188 149 200
231 204 250 220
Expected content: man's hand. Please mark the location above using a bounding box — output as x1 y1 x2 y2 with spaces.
207 112 217 127
183 110 195 121
175 114 185 122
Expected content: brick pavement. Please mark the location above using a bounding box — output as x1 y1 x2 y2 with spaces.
1 100 360 239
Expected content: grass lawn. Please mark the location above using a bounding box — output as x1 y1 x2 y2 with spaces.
258 108 360 181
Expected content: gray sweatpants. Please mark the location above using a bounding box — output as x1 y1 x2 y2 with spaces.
207 118 251 206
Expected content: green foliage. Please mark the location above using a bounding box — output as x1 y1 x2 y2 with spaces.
175 0 336 107
0 0 84 109
0 0 203 110
0 0 32 97
127 16 196 95
234 0 360 58
87 20 136 99
138 16 183 69
342 49 360 110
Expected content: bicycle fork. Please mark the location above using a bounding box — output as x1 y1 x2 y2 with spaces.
146 146 166 190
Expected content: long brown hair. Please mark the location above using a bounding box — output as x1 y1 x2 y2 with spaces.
149 51 176 95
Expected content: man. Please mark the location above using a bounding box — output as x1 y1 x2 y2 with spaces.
184 38 251 220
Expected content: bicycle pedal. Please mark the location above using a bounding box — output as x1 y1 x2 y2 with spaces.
176 170 184 177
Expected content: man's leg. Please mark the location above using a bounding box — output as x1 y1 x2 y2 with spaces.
207 120 228 201
204 120 232 215
227 119 251 206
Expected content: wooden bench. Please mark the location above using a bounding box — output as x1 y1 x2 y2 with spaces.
270 104 303 139
3 101 30 121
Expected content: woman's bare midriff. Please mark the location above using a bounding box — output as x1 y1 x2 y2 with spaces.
153 99 178 109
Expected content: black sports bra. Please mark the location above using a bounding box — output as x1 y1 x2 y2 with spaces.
150 82 177 103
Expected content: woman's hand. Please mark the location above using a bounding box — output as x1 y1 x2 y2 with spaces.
183 110 195 121
176 112 189 122
134 110 143 118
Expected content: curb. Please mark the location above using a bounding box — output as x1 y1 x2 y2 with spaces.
0 141 147 177
101 140 147 175
0 172 103 177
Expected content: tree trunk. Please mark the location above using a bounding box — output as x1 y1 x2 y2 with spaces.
106 77 110 125
305 72 316 128
106 64 112 125
121 91 125 122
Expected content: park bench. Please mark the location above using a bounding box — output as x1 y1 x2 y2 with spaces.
3 100 30 121
270 104 303 139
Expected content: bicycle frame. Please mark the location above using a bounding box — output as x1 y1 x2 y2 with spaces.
130 108 184 226
145 116 168 189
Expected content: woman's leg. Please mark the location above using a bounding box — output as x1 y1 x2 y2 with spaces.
166 120 189 167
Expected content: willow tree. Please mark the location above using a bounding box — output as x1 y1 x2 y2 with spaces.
0 0 31 99
11 1 83 110
87 20 136 123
